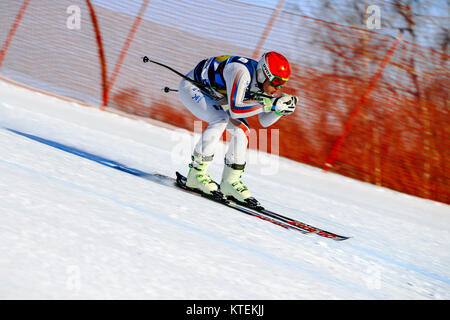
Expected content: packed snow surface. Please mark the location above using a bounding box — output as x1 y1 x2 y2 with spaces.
0 79 449 299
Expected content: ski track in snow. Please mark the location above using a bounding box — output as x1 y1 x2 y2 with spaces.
0 156 380 298
1 136 449 289
0 79 449 299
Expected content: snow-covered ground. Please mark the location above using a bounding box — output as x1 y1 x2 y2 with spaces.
0 78 449 299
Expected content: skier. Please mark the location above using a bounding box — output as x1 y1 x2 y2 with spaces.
178 52 298 207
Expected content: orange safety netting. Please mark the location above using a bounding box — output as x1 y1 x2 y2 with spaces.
1 0 448 204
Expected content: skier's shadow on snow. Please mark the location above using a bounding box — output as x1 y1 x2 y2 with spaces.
6 128 174 186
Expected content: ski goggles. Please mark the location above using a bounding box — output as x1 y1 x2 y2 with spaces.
268 75 289 87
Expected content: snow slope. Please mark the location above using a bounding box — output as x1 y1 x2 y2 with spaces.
0 78 449 299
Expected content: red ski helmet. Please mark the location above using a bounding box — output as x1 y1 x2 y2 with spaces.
256 51 291 87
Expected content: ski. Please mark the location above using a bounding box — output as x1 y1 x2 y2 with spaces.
173 172 307 233
7 128 349 240
174 172 350 241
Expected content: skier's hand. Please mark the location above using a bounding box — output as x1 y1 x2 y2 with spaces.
272 93 298 116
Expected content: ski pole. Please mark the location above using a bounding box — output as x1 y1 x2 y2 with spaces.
142 56 273 100
142 56 222 101
142 56 199 87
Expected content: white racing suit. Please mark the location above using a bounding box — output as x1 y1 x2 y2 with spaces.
178 55 281 165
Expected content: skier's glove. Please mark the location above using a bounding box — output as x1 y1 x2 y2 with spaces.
272 93 298 116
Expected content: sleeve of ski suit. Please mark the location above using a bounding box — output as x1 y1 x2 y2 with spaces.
258 112 281 127
222 62 266 119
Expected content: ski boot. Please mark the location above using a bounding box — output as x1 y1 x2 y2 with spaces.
220 161 263 210
186 153 220 196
